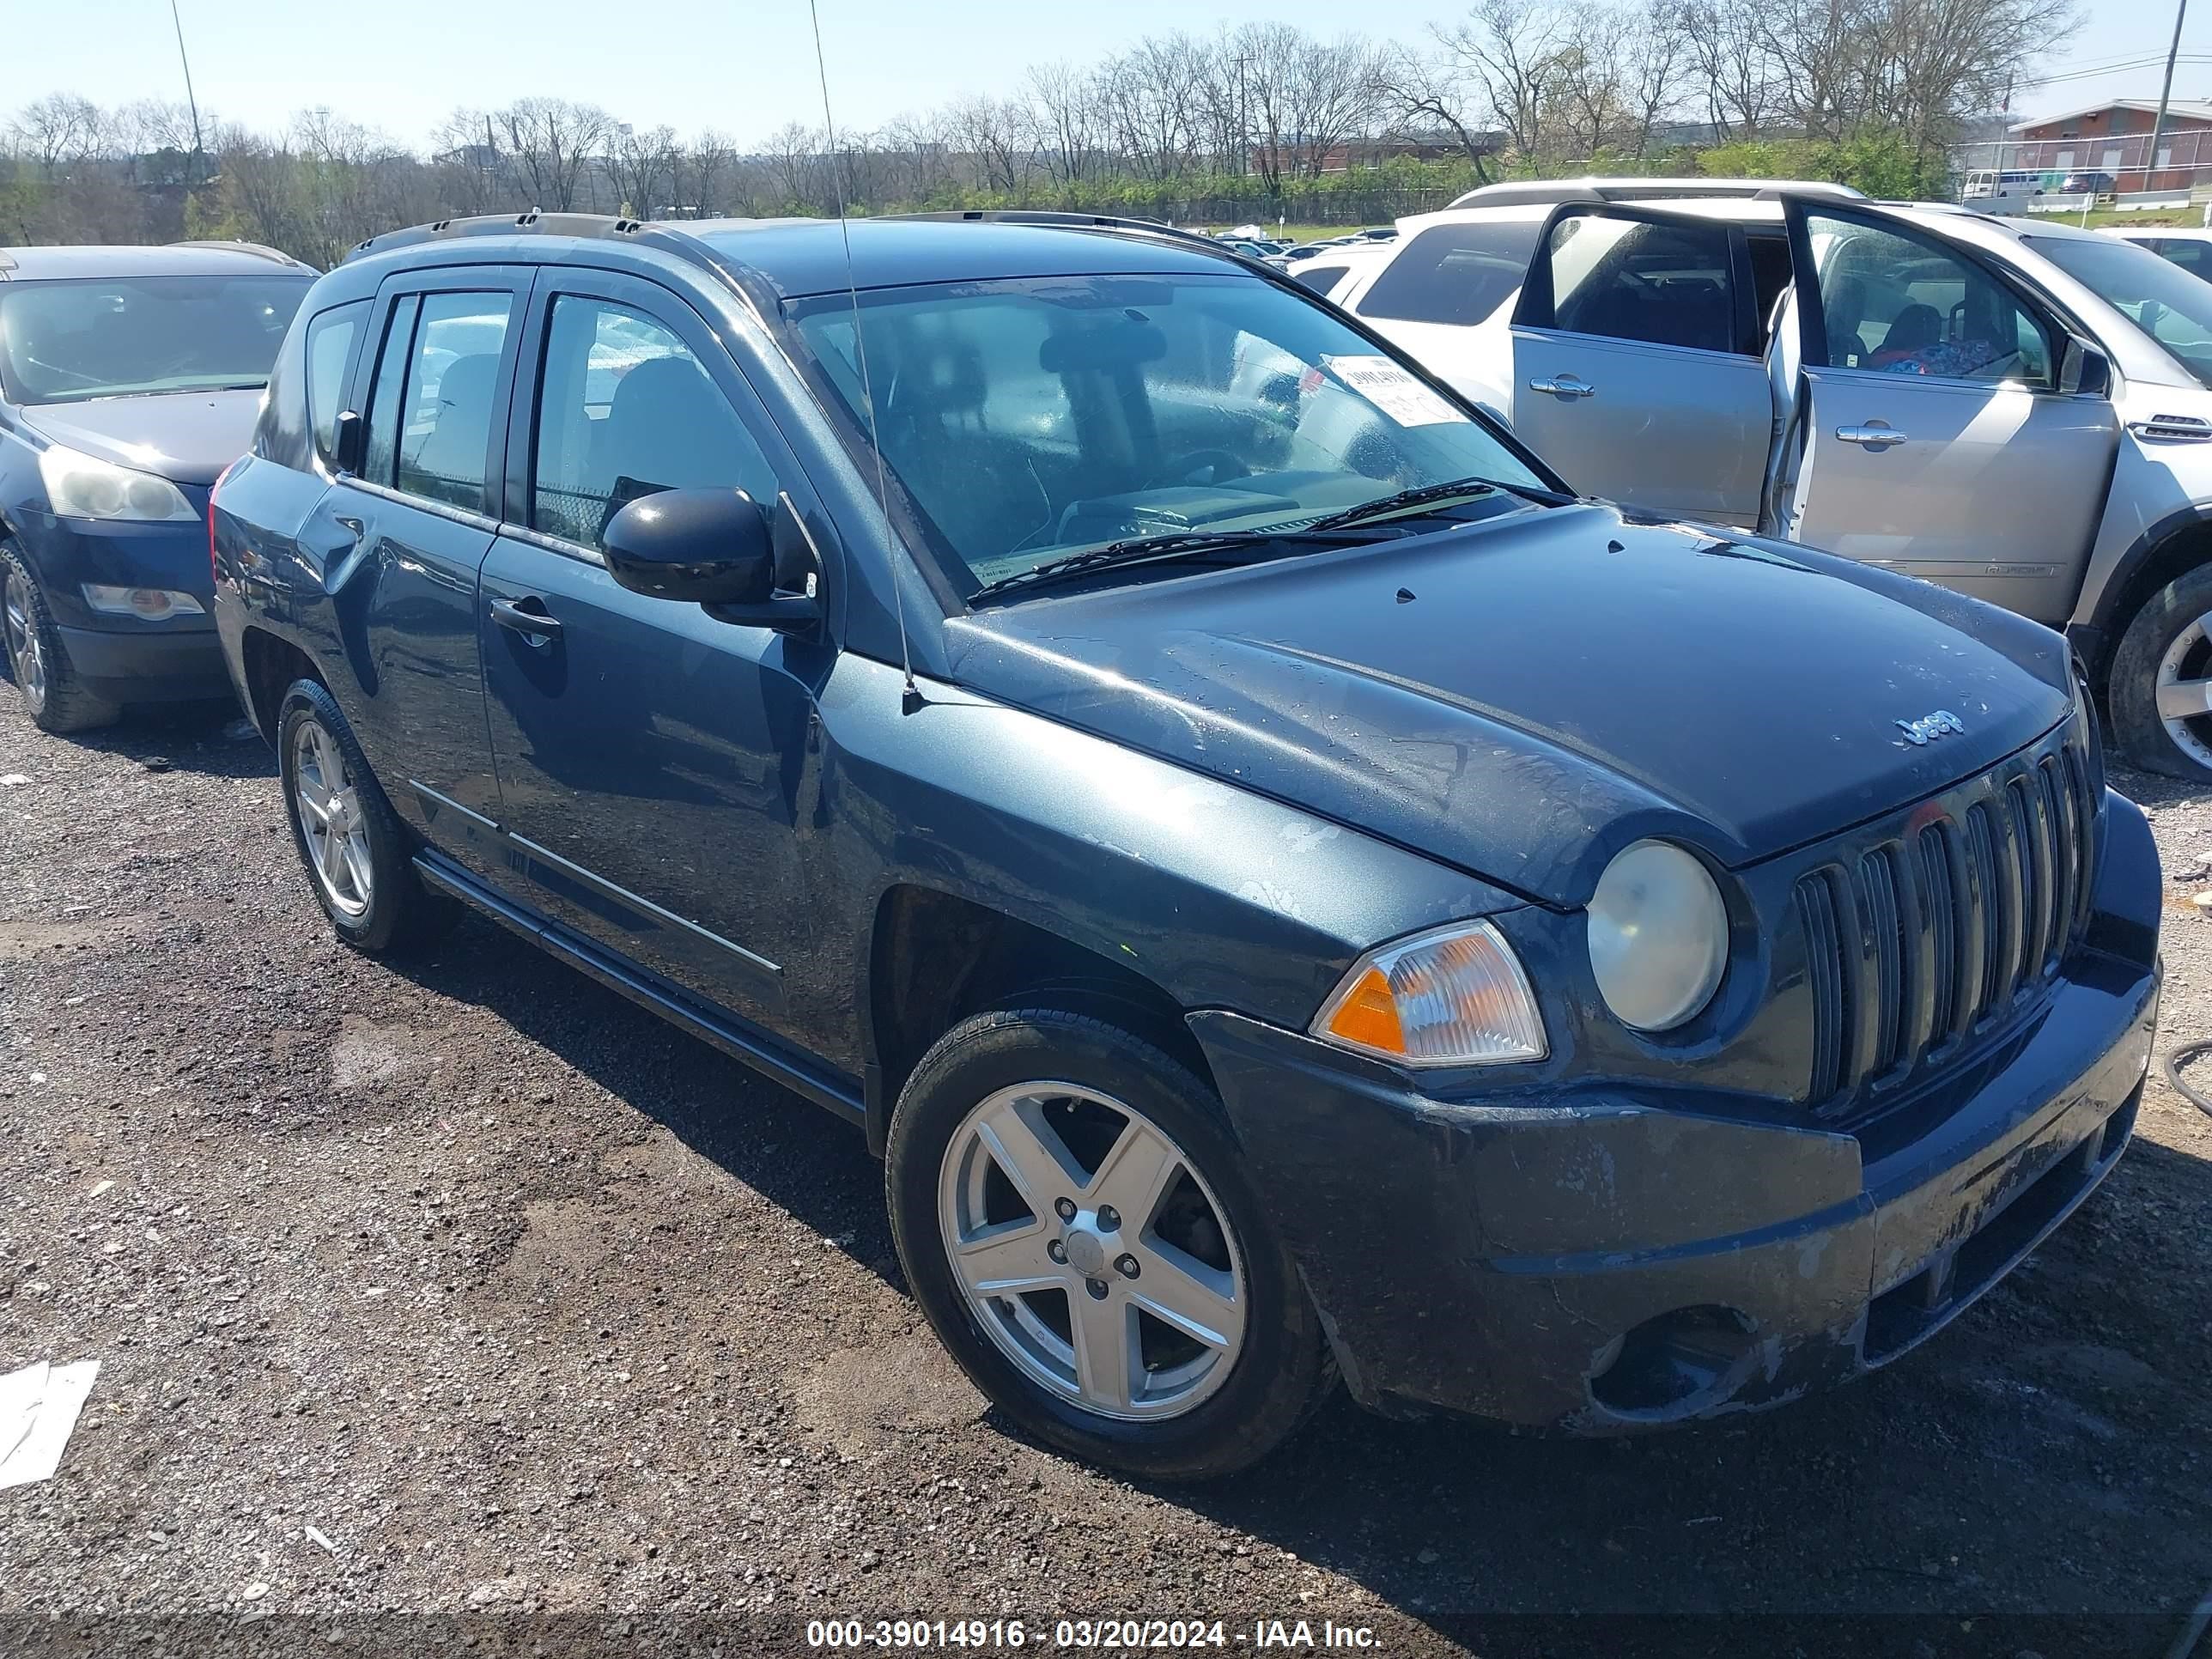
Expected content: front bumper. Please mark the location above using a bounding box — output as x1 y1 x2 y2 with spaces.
11 505 224 702
1189 794 2162 1433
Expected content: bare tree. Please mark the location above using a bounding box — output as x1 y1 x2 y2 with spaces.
9 94 104 175
1683 0 1780 139
490 97 613 211
1431 0 1560 161
608 123 678 217
1381 45 1502 176
1025 63 1103 190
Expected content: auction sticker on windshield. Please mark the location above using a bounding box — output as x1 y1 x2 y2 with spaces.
1321 355 1468 426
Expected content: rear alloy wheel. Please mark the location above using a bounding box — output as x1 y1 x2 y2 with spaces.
276 678 457 954
888 1005 1333 1480
290 714 376 920
2 545 120 734
2112 563 2212 781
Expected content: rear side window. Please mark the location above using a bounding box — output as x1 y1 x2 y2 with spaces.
362 295 419 487
394 293 514 512
304 301 368 466
530 295 776 551
1359 221 1540 326
1293 263 1348 294
1542 215 1741 355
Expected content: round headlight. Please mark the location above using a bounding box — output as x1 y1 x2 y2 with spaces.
1587 840 1729 1032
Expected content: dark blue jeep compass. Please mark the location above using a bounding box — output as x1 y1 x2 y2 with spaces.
210 210 2161 1478
1 242 314 731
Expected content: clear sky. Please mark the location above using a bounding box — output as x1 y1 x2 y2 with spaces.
14 0 2207 149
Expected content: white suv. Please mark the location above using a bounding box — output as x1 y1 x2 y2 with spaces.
1335 186 2212 780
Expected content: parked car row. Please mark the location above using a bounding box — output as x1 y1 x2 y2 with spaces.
1312 180 2212 784
0 242 315 730
0 205 2168 1481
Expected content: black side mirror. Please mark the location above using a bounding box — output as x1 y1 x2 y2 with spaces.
2061 339 2112 398
605 487 776 605
331 410 366 475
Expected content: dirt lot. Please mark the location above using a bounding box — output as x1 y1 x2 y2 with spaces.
2 692 2209 1658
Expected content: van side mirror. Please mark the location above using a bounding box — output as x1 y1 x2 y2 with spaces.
331 410 366 475
604 488 776 605
2060 339 2112 398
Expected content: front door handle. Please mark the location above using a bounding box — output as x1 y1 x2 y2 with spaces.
489 596 562 647
1835 422 1909 452
1528 374 1596 399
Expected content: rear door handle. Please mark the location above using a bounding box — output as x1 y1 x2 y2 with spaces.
1528 374 1596 399
1835 423 1908 452
489 596 562 646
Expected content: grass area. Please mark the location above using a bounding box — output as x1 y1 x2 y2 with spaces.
2076 207 2203 228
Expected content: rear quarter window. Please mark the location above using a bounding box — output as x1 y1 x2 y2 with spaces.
305 301 368 468
1358 222 1542 327
254 313 313 469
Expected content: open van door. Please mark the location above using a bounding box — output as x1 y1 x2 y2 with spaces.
1508 202 1776 526
1771 197 2119 624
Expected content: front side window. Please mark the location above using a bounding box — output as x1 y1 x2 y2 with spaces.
1358 220 1541 327
394 293 514 512
790 272 1547 594
1809 215 2052 386
304 301 368 466
531 296 775 550
0 275 310 404
2027 231 2212 388
1541 215 1739 355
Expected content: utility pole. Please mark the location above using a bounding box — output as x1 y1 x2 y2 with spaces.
2147 0 2192 197
167 0 206 190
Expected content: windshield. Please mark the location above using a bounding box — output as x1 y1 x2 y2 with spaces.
789 272 1547 595
2026 234 2212 389
0 276 311 404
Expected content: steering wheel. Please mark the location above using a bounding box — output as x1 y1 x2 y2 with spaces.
1158 448 1250 488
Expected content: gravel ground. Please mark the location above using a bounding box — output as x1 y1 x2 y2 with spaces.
2 693 2209 1658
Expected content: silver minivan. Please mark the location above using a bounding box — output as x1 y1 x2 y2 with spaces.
1335 188 2212 781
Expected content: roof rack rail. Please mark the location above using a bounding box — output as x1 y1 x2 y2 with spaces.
334 210 774 316
1443 177 1868 210
171 238 310 267
880 209 1280 276
344 210 656 264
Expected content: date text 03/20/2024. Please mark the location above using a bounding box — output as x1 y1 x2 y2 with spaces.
805 1619 1381 1649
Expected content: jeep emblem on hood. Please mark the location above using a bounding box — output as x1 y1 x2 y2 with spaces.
1896 709 1965 745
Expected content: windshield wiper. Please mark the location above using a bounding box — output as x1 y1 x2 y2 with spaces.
1304 477 1507 532
966 526 1389 605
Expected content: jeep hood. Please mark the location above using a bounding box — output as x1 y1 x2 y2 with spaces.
942 502 2075 905
23 388 264 487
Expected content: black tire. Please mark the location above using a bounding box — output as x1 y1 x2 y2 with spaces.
886 1005 1334 1480
275 678 458 954
2 544 121 734
2109 562 2212 781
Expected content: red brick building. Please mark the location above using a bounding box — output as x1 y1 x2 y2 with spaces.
2007 99 2212 191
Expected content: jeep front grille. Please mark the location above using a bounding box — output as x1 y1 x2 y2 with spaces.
1794 735 2098 1125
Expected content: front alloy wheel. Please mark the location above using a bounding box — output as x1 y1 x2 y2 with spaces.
1 545 119 733
2154 608 2212 773
2112 562 2212 781
4 567 48 710
888 1005 1334 1480
939 1082 1247 1421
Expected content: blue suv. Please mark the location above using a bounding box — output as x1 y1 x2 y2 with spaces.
0 241 313 731
210 211 2160 1478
